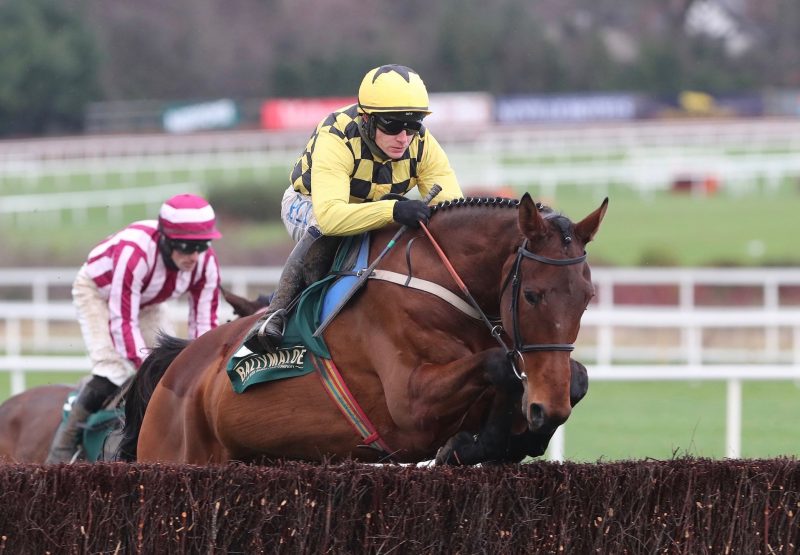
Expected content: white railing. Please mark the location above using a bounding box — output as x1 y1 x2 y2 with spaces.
2 119 800 197
0 183 200 228
3 303 797 361
3 266 798 306
0 183 198 214
2 119 800 162
0 129 307 161
587 267 800 366
0 150 294 190
1 149 797 199
2 267 799 363
545 364 800 461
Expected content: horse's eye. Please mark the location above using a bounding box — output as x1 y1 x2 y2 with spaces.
523 290 542 305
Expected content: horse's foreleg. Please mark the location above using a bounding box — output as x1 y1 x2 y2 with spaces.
497 358 590 462
434 349 523 465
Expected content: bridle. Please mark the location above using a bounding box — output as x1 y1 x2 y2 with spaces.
419 225 587 382
497 239 586 379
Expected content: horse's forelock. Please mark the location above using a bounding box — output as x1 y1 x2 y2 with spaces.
547 213 575 245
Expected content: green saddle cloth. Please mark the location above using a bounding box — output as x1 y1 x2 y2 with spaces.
83 409 123 462
59 393 123 462
226 234 363 393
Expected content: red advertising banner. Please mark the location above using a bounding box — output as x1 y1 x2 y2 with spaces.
260 97 356 130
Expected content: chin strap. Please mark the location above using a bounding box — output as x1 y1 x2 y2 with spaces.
157 233 179 271
357 115 391 160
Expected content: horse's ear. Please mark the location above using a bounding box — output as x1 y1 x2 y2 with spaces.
517 192 548 240
574 197 609 244
220 286 261 317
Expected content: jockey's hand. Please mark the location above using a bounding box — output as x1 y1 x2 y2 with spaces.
393 199 430 228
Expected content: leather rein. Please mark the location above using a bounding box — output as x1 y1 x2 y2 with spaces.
418 223 586 381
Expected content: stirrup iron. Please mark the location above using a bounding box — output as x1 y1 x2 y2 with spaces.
257 308 288 337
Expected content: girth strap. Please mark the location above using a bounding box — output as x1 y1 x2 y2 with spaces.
310 353 394 458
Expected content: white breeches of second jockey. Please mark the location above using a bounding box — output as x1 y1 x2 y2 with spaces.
72 265 175 386
281 186 318 243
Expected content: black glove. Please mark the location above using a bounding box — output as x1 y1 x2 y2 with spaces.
392 199 430 228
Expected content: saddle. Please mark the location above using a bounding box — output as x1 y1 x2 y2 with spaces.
59 378 128 462
226 234 370 393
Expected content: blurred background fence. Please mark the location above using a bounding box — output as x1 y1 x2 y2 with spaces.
2 118 800 205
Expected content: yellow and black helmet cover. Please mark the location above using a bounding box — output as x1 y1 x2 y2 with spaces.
357 64 431 115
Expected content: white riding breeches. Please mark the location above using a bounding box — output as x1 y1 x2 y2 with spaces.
281 186 318 243
72 265 175 386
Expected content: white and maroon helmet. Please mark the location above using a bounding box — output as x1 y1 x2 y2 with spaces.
158 194 222 240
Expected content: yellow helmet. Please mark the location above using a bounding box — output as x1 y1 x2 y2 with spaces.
358 65 431 115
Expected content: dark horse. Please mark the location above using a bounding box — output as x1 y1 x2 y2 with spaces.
121 194 607 465
0 378 128 463
0 289 260 464
0 384 74 463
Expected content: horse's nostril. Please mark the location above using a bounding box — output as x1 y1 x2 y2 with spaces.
529 403 546 430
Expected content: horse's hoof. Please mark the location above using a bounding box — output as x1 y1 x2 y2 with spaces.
435 431 475 465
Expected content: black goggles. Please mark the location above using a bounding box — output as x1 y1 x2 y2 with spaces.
375 116 423 136
169 240 210 254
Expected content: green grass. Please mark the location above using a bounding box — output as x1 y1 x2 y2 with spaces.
0 202 290 268
559 380 800 461
522 184 800 267
3 183 800 268
0 165 289 196
0 372 86 400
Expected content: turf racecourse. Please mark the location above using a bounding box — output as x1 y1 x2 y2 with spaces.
562 381 800 461
0 458 797 553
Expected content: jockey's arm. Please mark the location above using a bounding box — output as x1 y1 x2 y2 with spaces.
310 131 396 236
187 251 221 337
108 252 149 368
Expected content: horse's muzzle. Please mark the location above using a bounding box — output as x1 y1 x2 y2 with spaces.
527 402 570 432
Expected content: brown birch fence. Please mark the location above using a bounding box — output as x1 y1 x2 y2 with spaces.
0 458 797 554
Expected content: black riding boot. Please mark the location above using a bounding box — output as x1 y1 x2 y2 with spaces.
45 375 118 464
244 232 340 354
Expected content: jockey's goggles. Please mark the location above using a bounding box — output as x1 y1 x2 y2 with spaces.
375 115 423 136
169 239 211 254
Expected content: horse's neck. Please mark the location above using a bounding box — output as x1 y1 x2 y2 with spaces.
424 212 518 309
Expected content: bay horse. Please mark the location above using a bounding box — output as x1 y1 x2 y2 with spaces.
0 384 74 463
121 194 607 465
0 378 126 463
0 288 259 464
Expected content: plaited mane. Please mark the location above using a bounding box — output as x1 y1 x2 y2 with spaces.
431 196 517 213
430 196 573 244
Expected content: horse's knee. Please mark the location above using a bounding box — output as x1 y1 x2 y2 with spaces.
436 429 508 466
569 358 589 407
